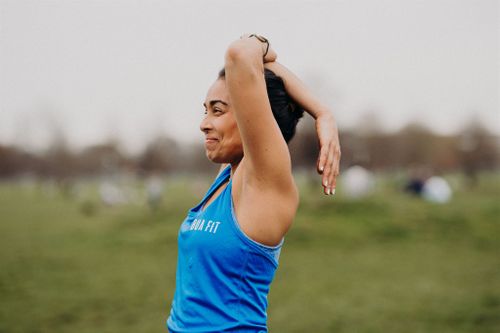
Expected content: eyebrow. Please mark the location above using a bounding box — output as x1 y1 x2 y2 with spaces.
203 100 229 108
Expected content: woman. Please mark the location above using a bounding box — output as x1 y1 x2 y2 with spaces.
167 34 341 332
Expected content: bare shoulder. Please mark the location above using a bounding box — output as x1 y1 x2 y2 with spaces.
232 159 299 246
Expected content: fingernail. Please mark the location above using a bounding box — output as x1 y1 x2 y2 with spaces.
323 180 328 187
320 166 324 172
327 188 331 195
331 188 336 195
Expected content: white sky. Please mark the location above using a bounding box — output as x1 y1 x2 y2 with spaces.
0 0 498 154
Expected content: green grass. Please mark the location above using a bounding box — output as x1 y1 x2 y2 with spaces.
0 172 499 333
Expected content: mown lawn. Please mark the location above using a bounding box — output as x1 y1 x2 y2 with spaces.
0 172 499 333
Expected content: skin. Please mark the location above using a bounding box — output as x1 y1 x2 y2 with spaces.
201 80 243 166
263 62 341 194
200 35 341 246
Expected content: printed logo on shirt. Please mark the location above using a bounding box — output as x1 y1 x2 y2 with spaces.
189 219 221 234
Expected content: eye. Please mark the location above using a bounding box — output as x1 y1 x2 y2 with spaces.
214 108 223 114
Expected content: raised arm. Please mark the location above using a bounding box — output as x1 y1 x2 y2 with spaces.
264 62 341 195
224 38 295 191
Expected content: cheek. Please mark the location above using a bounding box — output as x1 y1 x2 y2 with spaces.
216 116 239 140
226 122 241 146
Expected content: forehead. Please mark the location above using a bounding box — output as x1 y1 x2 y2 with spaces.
205 79 229 104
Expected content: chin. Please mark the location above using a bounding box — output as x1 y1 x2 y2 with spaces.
205 148 242 164
205 151 221 163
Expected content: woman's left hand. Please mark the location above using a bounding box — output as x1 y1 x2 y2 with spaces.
238 33 277 63
315 112 341 195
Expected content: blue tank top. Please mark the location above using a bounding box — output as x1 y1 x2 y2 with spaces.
167 166 284 333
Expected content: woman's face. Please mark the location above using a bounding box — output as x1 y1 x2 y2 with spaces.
200 79 243 164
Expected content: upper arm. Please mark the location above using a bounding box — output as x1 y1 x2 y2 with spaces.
224 42 293 189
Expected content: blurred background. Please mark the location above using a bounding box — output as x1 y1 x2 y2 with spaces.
1 0 499 332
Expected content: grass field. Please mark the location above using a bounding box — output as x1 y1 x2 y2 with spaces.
1 172 499 333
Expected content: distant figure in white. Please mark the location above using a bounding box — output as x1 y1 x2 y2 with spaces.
99 181 127 206
146 176 164 211
341 165 375 199
422 176 452 204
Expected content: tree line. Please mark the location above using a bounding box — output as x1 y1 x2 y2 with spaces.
0 118 498 180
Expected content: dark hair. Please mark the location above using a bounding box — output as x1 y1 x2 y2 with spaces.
218 68 304 143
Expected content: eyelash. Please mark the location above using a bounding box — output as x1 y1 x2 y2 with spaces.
204 109 222 115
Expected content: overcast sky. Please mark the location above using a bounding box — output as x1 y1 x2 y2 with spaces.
0 0 498 153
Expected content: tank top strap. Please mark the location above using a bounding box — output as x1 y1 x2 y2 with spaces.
190 165 231 213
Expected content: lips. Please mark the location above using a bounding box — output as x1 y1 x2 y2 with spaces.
204 137 218 149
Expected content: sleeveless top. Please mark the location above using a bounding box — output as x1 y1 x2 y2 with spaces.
166 165 284 333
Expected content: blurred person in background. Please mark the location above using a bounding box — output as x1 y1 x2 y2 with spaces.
405 166 432 196
166 33 340 332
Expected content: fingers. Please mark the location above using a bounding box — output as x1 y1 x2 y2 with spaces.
330 146 341 194
317 144 328 174
320 142 341 196
322 142 335 195
263 46 277 63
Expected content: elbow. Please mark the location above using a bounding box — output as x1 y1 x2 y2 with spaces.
224 40 261 71
225 41 245 63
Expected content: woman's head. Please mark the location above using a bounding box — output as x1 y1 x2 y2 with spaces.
200 79 243 164
200 68 304 164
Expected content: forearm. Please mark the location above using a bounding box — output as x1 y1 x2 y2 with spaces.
264 62 332 120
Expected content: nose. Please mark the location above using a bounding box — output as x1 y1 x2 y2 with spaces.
200 114 213 133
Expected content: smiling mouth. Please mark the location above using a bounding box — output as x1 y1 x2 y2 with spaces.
204 138 218 148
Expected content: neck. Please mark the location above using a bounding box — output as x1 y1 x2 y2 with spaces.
229 161 240 178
